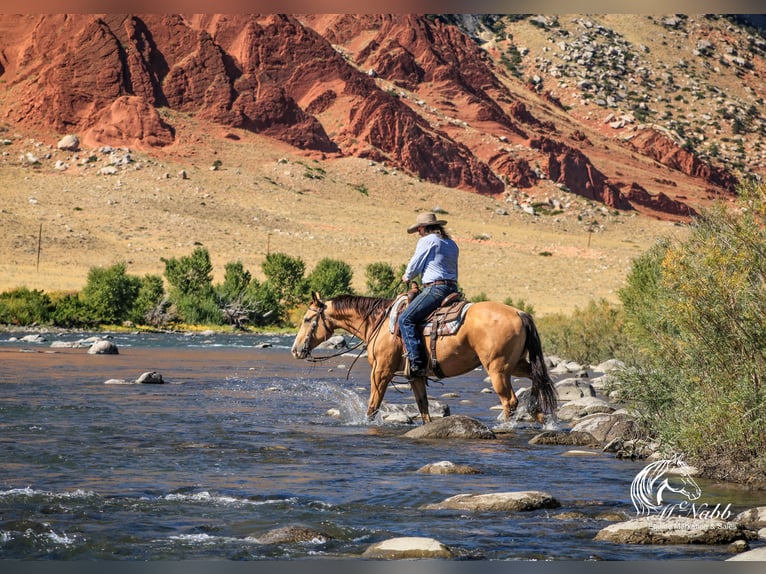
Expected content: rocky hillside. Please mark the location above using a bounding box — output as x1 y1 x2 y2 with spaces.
1 14 764 221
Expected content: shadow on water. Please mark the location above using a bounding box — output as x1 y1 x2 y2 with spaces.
1 332 765 560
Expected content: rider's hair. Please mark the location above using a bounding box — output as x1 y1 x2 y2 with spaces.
424 224 451 240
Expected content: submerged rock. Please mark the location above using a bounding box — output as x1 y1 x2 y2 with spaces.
416 460 482 475
255 525 330 545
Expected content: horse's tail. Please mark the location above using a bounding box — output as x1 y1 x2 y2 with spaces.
520 311 557 415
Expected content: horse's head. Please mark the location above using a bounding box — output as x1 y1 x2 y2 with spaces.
291 292 335 359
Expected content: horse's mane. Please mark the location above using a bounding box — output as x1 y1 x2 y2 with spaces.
329 294 395 322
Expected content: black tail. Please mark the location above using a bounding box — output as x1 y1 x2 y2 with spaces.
520 312 557 415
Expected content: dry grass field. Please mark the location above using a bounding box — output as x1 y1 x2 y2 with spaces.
0 120 689 317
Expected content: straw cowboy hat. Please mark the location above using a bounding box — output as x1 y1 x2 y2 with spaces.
407 212 448 233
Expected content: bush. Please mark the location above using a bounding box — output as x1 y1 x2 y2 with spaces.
129 274 166 326
365 262 400 297
162 247 219 325
82 262 141 324
261 252 308 309
618 183 766 482
0 287 53 325
308 258 354 299
537 298 630 365
51 293 97 328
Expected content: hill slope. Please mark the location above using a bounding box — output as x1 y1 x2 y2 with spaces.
1 14 762 314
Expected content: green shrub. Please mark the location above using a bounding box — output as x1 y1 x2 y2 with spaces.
51 293 97 328
81 262 141 324
618 183 766 481
261 252 308 309
0 287 53 325
365 262 399 297
129 274 166 326
537 298 629 365
307 258 354 299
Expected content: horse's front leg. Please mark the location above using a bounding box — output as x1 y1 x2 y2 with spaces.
366 370 389 421
410 376 431 424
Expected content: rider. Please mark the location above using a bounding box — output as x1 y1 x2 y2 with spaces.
398 212 459 379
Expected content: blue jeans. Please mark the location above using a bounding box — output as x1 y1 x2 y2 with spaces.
398 283 457 370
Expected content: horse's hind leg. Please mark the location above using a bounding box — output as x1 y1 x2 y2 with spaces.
410 377 431 423
487 366 518 422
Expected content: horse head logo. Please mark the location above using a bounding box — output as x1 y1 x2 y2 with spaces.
630 455 702 516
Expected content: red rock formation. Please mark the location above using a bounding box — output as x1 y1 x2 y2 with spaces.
530 136 631 209
488 154 538 188
624 182 699 219
81 96 175 149
626 129 738 193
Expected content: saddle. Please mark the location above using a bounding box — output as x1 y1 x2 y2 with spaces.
389 290 473 379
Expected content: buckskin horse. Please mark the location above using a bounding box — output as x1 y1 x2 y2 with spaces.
291 291 557 425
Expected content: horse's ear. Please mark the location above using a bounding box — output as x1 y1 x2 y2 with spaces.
311 291 322 305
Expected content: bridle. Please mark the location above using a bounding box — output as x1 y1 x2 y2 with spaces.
299 301 334 361
298 297 391 374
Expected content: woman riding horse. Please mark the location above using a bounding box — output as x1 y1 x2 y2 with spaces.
291 291 557 425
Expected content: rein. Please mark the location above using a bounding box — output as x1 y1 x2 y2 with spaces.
303 297 395 380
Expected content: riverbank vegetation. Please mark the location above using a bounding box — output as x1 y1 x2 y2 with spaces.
2 184 765 484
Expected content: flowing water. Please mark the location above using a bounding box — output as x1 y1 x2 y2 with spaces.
1 330 765 562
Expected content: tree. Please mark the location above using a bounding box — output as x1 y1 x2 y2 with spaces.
308 258 354 298
81 262 141 324
365 262 399 297
261 252 307 309
162 247 219 324
129 274 166 326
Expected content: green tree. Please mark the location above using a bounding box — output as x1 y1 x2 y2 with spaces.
308 258 354 298
81 262 141 324
162 247 219 325
261 252 307 309
365 262 400 297
129 274 166 326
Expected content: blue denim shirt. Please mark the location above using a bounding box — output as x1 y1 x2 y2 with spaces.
403 233 459 284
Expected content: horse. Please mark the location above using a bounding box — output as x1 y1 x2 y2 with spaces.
630 456 703 516
291 291 558 425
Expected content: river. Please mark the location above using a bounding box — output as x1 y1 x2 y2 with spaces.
1 329 765 562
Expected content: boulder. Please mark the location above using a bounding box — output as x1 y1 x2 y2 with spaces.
594 516 747 544
421 491 560 512
570 412 636 444
87 340 119 355
727 546 766 561
528 430 600 446
20 334 47 343
256 525 330 545
316 335 347 350
56 134 80 151
403 415 494 439
416 460 482 475
362 536 453 559
734 506 766 528
135 371 163 384
554 378 596 401
556 396 615 421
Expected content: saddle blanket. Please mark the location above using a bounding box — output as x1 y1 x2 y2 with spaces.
388 294 473 337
